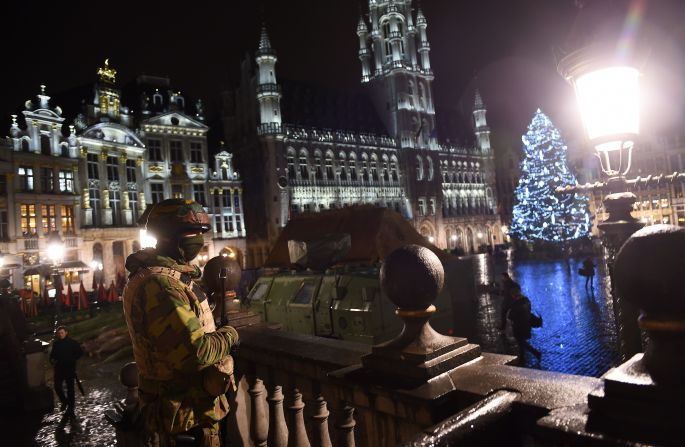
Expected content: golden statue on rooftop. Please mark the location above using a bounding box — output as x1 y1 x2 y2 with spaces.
97 58 117 84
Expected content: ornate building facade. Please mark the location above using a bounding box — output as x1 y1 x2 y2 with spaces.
0 63 246 291
224 0 503 268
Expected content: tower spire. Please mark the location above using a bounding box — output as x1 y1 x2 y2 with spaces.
255 24 281 133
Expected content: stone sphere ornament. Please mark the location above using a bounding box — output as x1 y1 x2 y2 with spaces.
615 224 685 315
380 244 444 311
614 224 685 386
120 361 139 389
202 255 242 296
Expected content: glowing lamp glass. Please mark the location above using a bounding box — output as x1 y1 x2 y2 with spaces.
574 66 640 144
47 241 65 264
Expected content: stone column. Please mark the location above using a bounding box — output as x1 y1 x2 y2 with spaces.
103 189 113 226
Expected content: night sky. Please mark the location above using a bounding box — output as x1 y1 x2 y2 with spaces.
3 0 685 152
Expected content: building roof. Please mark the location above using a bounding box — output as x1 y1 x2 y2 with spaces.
264 206 450 268
280 79 388 135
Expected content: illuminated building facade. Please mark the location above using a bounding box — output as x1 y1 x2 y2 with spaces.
1 62 245 291
223 0 502 267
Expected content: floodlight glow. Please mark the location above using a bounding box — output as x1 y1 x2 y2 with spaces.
139 229 157 249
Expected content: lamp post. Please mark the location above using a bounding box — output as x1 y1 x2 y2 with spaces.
557 27 648 359
47 232 65 321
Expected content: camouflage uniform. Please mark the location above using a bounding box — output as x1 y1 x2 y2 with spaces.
123 199 238 446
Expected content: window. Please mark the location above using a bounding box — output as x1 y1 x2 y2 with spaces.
236 216 242 233
213 191 220 208
18 166 34 191
171 184 183 199
427 157 434 181
193 184 206 206
41 204 56 234
418 198 426 217
222 190 231 208
190 142 203 163
148 139 162 161
370 157 379 181
107 156 119 181
89 187 101 226
325 154 334 180
287 151 296 179
0 210 8 241
429 198 436 216
314 155 323 180
128 192 138 222
248 282 270 302
349 156 357 181
416 156 424 181
170 141 183 162
87 154 99 179
61 205 74 234
126 160 137 183
150 184 164 204
293 282 316 305
233 194 241 213
20 204 37 235
299 152 309 179
41 167 54 193
59 170 73 193
214 215 221 233
223 216 234 233
110 190 121 225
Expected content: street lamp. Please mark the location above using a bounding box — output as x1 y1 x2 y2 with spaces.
46 232 65 320
139 229 157 249
557 24 647 359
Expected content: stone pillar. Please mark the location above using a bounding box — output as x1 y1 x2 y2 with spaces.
103 189 113 226
138 192 146 213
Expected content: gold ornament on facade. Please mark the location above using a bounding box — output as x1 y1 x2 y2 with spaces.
138 192 146 211
190 166 204 174
136 157 143 167
80 147 88 158
217 187 223 194
103 190 110 209
122 191 130 210
97 58 117 84
149 165 164 173
82 190 90 208
100 151 108 161
120 153 128 162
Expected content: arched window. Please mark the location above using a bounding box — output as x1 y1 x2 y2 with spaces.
370 154 379 182
314 150 323 180
349 152 358 181
361 153 369 182
325 151 334 180
426 156 434 181
418 83 426 110
286 148 296 179
21 138 30 152
407 80 415 108
416 155 424 181
298 150 309 179
390 155 399 182
41 134 51 155
338 151 347 181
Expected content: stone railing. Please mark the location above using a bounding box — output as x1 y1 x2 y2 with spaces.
109 228 685 446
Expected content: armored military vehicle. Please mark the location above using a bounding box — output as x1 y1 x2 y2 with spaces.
245 207 476 344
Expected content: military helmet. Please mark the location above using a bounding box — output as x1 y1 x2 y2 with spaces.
138 199 210 236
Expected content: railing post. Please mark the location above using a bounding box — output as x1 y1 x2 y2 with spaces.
335 406 356 447
310 395 332 447
287 388 311 447
268 385 288 447
248 376 268 447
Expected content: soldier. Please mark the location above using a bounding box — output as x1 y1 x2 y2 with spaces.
123 199 239 446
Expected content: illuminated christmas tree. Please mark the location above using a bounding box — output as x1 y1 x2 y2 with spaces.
509 109 590 242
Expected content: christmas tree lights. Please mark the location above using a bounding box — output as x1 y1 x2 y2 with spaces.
510 109 590 242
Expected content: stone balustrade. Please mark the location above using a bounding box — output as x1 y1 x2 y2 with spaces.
108 233 685 445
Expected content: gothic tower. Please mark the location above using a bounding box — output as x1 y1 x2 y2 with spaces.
473 89 491 154
359 0 436 149
255 26 282 133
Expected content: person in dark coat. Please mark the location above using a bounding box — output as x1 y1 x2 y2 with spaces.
508 284 541 361
498 272 519 331
581 257 595 289
49 325 83 416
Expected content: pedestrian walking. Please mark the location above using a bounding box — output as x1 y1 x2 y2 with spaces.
49 325 84 417
498 272 519 331
508 284 542 362
580 256 595 289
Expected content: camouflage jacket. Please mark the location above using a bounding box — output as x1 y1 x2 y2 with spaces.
123 248 238 434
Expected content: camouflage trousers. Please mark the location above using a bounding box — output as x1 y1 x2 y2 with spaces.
145 426 220 447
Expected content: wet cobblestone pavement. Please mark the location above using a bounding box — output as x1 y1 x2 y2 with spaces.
466 253 619 377
6 357 126 446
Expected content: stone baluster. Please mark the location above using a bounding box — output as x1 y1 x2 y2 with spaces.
336 406 356 447
287 389 311 447
248 377 268 447
268 385 288 447
310 395 332 447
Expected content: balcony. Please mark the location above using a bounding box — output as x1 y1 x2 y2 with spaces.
257 123 283 136
256 83 281 96
387 30 403 40
21 237 39 250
